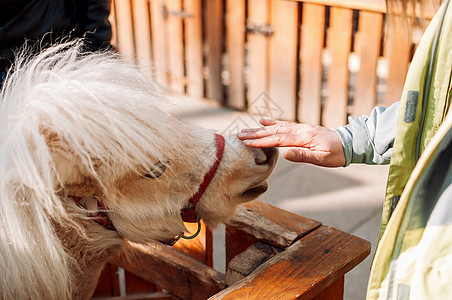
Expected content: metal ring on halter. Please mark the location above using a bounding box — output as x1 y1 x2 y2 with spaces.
180 220 202 240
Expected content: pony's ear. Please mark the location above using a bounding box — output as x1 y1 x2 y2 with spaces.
51 147 85 185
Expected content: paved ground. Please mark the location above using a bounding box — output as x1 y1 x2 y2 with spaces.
170 96 389 300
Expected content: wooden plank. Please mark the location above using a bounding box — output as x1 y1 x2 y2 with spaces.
132 0 153 74
292 0 385 13
125 270 157 294
290 0 438 18
227 200 322 249
109 1 118 48
92 292 178 300
383 14 411 106
268 0 299 121
93 264 121 297
114 0 136 63
184 0 204 97
225 226 259 268
246 0 270 107
299 3 325 125
150 0 168 85
322 7 353 128
352 11 383 116
210 225 371 300
204 0 224 102
166 0 185 93
225 0 246 110
172 220 213 267
111 243 225 300
226 242 283 286
312 276 344 300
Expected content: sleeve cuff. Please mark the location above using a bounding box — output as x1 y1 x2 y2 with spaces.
333 125 353 167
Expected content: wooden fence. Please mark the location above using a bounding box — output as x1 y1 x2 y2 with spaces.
109 0 438 128
93 201 370 299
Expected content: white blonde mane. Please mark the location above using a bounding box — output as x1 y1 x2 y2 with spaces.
0 41 190 299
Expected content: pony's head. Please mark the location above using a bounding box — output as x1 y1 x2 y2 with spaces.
0 41 277 299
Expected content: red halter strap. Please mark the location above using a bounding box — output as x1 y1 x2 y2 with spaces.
180 133 225 223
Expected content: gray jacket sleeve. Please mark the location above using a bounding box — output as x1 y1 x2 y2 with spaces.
333 101 400 167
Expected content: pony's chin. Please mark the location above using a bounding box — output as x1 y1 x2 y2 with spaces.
240 182 268 199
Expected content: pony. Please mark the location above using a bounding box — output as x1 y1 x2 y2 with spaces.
0 41 277 299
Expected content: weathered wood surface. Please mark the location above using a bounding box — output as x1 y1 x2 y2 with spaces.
268 0 299 120
299 3 324 124
204 0 224 102
322 7 353 128
109 0 433 126
291 0 439 17
184 0 204 98
352 11 383 116
167 0 185 94
110 243 225 300
383 14 411 106
210 225 371 300
225 241 283 286
227 200 322 249
96 198 370 299
225 0 246 110
246 0 270 109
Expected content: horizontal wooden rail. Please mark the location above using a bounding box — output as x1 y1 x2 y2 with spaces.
110 243 226 299
213 225 371 300
291 0 440 17
95 200 370 299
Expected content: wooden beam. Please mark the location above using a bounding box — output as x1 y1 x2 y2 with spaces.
211 225 371 300
166 0 185 93
383 14 411 106
150 0 168 85
290 0 439 17
184 0 204 97
352 11 383 116
110 243 225 300
226 242 282 286
246 0 270 108
268 0 299 120
225 0 246 110
322 7 353 128
132 0 153 74
227 200 322 249
114 0 136 63
299 3 325 124
204 0 224 102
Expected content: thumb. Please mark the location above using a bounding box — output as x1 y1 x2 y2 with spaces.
283 148 319 164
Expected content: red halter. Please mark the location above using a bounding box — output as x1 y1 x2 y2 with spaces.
70 133 225 245
180 133 225 223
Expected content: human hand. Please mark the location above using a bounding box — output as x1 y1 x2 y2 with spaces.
236 118 346 167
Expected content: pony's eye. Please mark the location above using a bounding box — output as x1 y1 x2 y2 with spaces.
144 160 169 179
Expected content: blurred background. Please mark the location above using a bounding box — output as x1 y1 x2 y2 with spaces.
105 0 439 298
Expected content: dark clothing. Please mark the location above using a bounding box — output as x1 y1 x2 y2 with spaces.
0 0 112 73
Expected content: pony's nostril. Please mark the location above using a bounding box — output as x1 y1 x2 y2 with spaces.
255 147 278 166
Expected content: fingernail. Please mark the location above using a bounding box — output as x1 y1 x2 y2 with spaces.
236 133 246 138
286 150 295 159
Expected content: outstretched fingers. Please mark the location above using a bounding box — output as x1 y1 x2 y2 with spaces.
237 119 298 141
240 133 300 148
